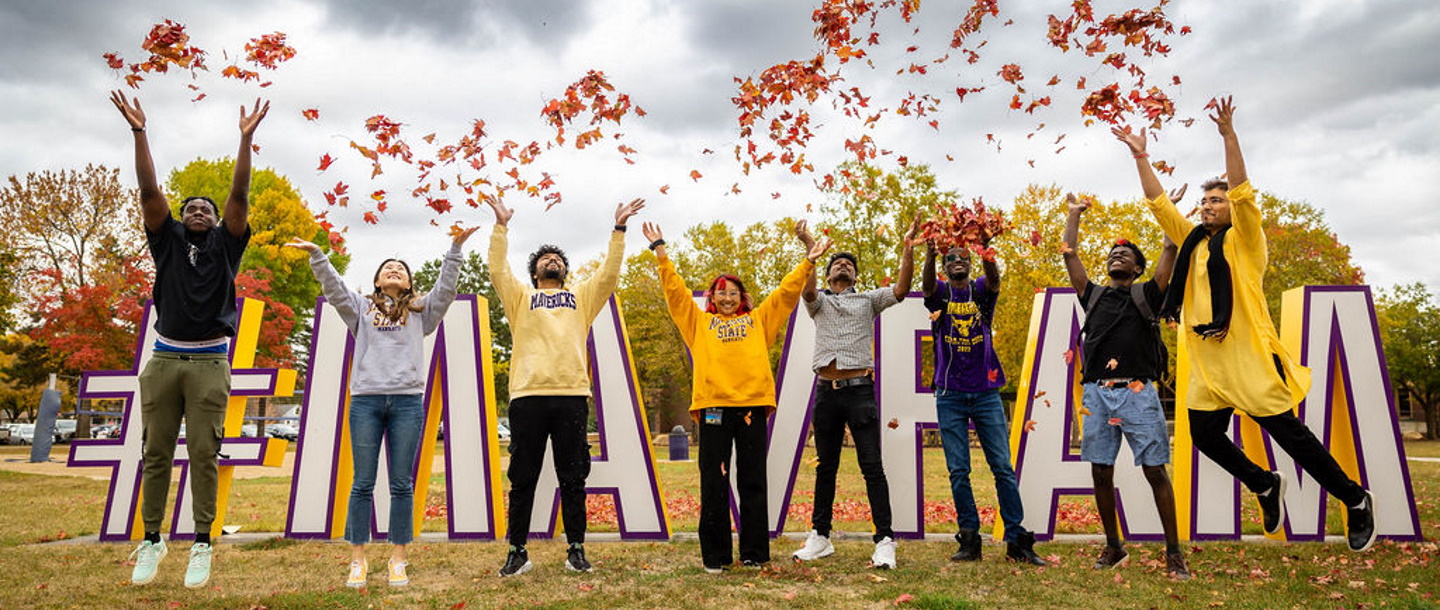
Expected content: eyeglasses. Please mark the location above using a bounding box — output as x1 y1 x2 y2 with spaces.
943 253 969 263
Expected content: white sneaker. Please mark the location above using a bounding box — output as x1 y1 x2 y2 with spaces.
183 543 213 588
871 537 897 569
792 530 835 561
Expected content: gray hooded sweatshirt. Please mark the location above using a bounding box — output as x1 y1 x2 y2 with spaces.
308 245 463 395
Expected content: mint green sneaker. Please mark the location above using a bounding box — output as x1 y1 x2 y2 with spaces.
129 539 167 585
184 543 213 588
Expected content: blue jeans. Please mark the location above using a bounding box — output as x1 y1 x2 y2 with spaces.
346 394 425 545
935 389 1028 541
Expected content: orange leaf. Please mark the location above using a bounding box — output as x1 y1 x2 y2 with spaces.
1105 358 1119 370
987 369 999 383
1023 420 1038 432
317 153 334 171
1108 417 1123 427
1128 380 1146 393
689 169 703 181
887 417 899 430
659 185 670 194
301 108 319 121
1062 349 1075 364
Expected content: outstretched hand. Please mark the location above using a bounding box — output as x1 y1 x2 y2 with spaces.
641 221 664 244
1168 183 1189 204
110 90 146 131
1066 192 1088 215
239 98 270 137
283 238 321 253
902 217 920 244
806 235 833 263
1110 126 1147 156
614 198 646 226
451 225 480 247
487 199 514 227
794 219 817 250
1209 96 1236 137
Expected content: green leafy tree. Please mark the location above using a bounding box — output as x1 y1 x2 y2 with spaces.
817 161 947 288
1258 193 1366 322
1377 283 1440 440
412 251 511 407
617 249 691 432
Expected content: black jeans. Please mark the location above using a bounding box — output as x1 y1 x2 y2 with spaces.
697 406 770 568
1189 407 1366 506
506 395 592 547
811 382 893 541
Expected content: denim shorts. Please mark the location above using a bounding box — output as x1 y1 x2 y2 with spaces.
1080 381 1171 467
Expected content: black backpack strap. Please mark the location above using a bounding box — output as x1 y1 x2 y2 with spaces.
1085 282 1105 314
1130 282 1156 323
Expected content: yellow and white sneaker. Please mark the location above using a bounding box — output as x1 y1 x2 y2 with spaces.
388 558 409 587
346 559 368 588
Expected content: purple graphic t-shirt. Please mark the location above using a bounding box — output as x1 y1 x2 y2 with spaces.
924 277 1005 392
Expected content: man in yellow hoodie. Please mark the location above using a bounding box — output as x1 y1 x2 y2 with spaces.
487 197 645 576
1113 97 1375 552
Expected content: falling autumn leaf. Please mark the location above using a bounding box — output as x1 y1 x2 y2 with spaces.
302 108 319 121
1128 380 1146 393
1105 358 1119 370
1023 420 1038 432
1062 349 1075 364
1108 417 1123 426
887 418 899 430
690 169 703 181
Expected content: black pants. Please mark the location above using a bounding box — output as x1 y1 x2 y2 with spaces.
506 395 592 547
1189 407 1365 506
698 406 770 568
811 383 893 541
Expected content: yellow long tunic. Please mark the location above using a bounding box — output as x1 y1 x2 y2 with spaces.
1145 181 1310 416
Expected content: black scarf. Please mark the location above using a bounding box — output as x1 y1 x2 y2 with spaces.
1159 225 1233 339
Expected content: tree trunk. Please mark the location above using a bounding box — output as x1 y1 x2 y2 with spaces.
1426 401 1439 440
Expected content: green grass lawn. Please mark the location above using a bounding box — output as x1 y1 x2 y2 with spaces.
0 442 1436 609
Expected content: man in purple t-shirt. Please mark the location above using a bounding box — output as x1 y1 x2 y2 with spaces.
921 244 1045 566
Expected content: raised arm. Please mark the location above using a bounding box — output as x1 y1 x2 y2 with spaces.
485 199 524 310
1153 233 1179 292
224 98 270 238
795 220 819 303
981 241 1001 294
892 218 919 301
284 239 363 332
576 198 645 319
1210 96 1247 189
110 91 169 232
755 228 829 343
1111 126 1166 201
642 222 701 345
920 242 938 297
1061 193 1091 292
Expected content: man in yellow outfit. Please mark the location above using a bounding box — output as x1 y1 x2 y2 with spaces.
1112 97 1376 552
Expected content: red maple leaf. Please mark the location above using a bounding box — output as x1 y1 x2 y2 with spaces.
302 108 319 121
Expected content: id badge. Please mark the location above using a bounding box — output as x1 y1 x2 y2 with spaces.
703 408 723 426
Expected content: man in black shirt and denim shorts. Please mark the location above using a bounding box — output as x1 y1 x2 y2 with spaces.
1061 191 1190 580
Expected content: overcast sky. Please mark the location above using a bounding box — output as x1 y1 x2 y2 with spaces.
2 0 1436 294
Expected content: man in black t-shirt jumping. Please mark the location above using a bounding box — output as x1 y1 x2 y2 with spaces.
1061 191 1190 580
110 91 268 589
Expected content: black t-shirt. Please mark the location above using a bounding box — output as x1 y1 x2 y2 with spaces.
146 215 250 341
1078 279 1164 383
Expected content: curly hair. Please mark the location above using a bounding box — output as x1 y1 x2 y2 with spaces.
1200 178 1229 192
1110 241 1147 273
527 244 570 288
181 196 220 218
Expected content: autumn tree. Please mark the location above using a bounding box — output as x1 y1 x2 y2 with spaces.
816 161 945 288
0 334 50 422
0 246 18 333
1377 283 1440 440
412 251 512 407
166 158 349 367
1257 193 1365 322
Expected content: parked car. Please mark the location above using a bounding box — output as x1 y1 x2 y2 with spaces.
12 424 36 445
266 423 299 441
53 419 78 443
90 424 119 439
497 421 511 440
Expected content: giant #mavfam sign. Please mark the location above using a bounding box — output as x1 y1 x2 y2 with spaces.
69 286 1422 543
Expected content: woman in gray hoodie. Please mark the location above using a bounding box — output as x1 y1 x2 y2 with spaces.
287 226 476 587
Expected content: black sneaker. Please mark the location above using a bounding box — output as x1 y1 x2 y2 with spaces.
498 546 531 577
1092 544 1129 569
951 529 981 562
740 559 766 568
1345 491 1377 552
565 543 593 573
1257 471 1288 535
1166 551 1192 580
1005 531 1048 566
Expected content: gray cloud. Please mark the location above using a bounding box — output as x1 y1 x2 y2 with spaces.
315 0 593 50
